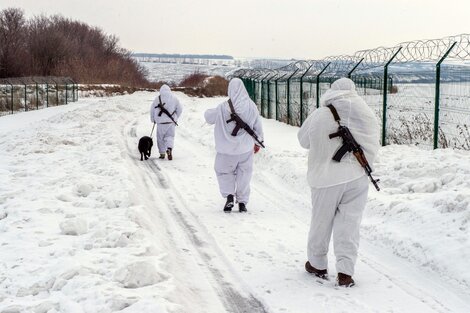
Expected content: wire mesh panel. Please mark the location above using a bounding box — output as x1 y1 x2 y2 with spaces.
268 81 276 119
301 80 317 122
36 84 49 109
254 80 261 112
65 83 74 103
261 81 269 118
0 85 11 116
439 64 470 149
24 85 37 111
277 81 288 123
386 68 436 148
11 85 25 113
352 74 384 134
318 80 333 104
289 78 301 126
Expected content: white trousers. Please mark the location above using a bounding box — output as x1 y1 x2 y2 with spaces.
156 123 175 153
214 151 253 204
307 175 369 276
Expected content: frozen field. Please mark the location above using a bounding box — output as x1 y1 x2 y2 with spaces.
1 92 470 312
140 61 237 84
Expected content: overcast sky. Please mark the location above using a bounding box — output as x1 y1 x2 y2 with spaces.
3 0 469 59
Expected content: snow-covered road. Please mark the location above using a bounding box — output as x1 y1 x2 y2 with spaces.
1 92 470 313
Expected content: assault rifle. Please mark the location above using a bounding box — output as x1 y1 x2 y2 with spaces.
327 104 380 191
226 99 265 148
156 96 178 126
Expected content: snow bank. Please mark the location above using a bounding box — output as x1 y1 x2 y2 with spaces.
114 261 168 288
59 218 88 236
364 145 470 288
0 93 175 313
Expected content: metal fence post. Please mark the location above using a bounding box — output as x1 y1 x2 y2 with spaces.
275 76 280 121
255 73 264 106
286 69 299 125
382 47 402 146
65 83 68 104
247 78 252 101
348 58 364 78
316 62 331 108
244 78 250 100
253 77 257 105
8 81 13 114
267 74 272 118
35 82 39 109
300 64 314 125
56 83 59 106
24 83 27 111
252 74 260 105
46 83 49 107
434 41 457 149
260 74 269 117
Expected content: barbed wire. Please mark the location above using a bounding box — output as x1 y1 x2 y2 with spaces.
234 34 470 80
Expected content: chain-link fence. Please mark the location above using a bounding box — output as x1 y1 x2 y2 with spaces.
235 34 470 150
0 77 78 117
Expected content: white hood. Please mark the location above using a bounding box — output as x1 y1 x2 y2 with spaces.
159 84 172 102
227 78 259 125
320 77 358 107
204 78 264 155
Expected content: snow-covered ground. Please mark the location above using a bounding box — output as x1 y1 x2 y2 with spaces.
1 92 470 312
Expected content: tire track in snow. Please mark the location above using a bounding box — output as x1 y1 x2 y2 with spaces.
127 121 270 313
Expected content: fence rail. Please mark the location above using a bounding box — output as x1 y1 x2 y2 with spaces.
0 77 78 116
232 34 470 150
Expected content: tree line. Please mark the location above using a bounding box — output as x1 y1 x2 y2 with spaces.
0 8 153 87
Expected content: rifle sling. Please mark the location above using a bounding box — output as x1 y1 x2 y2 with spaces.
326 104 341 123
156 95 177 125
327 104 349 161
157 96 165 117
227 99 242 136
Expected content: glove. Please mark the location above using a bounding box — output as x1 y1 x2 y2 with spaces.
254 144 260 154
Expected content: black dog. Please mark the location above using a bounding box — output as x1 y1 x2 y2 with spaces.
138 136 153 161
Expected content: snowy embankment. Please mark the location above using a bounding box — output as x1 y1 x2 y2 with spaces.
1 92 469 313
0 98 175 312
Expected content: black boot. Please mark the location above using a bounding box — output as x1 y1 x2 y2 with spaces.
238 203 247 213
337 273 355 287
305 261 328 280
223 195 234 213
159 153 165 159
166 148 173 160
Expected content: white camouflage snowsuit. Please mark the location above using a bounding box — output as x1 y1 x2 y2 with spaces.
204 78 264 204
150 85 183 154
298 78 380 276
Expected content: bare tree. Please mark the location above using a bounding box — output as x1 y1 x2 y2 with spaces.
0 7 152 87
0 8 27 77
